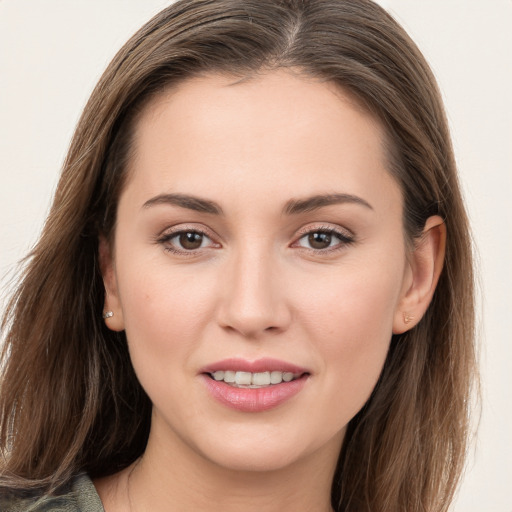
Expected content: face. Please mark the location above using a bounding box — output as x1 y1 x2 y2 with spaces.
102 71 414 473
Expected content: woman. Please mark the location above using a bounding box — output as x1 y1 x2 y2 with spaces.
0 0 476 510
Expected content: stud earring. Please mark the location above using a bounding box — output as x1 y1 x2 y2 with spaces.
403 313 414 324
102 311 114 319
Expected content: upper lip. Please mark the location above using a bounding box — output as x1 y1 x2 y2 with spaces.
200 357 310 375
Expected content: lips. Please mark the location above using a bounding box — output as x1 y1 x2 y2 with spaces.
200 358 310 412
201 357 308 375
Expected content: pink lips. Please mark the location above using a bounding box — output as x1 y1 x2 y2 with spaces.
201 357 307 375
200 358 310 413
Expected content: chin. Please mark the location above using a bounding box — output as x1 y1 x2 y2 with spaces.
206 444 304 473
191 424 343 475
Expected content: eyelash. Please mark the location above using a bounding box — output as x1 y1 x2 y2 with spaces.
156 225 355 255
156 226 218 256
293 226 355 253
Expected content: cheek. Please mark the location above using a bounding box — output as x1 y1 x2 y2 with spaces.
294 260 404 411
116 258 218 361
115 263 222 421
298 259 402 341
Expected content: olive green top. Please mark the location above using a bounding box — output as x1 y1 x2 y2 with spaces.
0 473 104 512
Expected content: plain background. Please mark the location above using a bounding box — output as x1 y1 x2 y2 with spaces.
0 1 511 510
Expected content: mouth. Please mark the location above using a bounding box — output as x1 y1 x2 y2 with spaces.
207 370 305 388
200 358 310 412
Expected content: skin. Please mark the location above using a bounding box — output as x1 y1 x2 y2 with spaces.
97 71 445 512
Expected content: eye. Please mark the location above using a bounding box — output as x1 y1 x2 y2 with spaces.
174 231 208 250
294 228 354 251
157 228 219 254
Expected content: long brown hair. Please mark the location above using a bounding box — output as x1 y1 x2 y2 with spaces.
0 1 476 510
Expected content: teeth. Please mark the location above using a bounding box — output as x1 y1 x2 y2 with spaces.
223 371 236 383
210 370 301 387
235 371 252 385
270 371 283 384
252 371 271 386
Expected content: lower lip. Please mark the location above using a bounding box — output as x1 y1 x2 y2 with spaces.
202 374 308 412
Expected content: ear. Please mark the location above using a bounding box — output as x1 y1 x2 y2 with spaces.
98 236 125 332
393 216 446 334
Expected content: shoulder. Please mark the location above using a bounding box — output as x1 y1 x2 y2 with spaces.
0 473 104 512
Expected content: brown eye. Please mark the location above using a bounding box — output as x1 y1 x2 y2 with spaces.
308 232 332 249
178 231 204 250
295 228 353 252
158 227 219 254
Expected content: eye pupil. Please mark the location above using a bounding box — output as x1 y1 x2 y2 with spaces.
308 232 331 249
179 232 203 250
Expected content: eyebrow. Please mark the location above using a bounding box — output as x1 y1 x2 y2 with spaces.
283 193 373 215
142 193 223 215
141 192 373 216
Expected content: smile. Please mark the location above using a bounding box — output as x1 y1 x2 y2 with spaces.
201 359 310 412
209 370 301 388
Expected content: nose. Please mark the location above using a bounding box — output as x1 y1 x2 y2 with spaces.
216 247 291 338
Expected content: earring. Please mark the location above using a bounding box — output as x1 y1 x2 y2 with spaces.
403 313 414 324
102 311 114 319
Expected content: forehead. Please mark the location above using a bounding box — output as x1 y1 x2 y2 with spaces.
122 70 401 215
134 71 384 155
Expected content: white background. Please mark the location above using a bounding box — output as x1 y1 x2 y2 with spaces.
0 1 511 510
